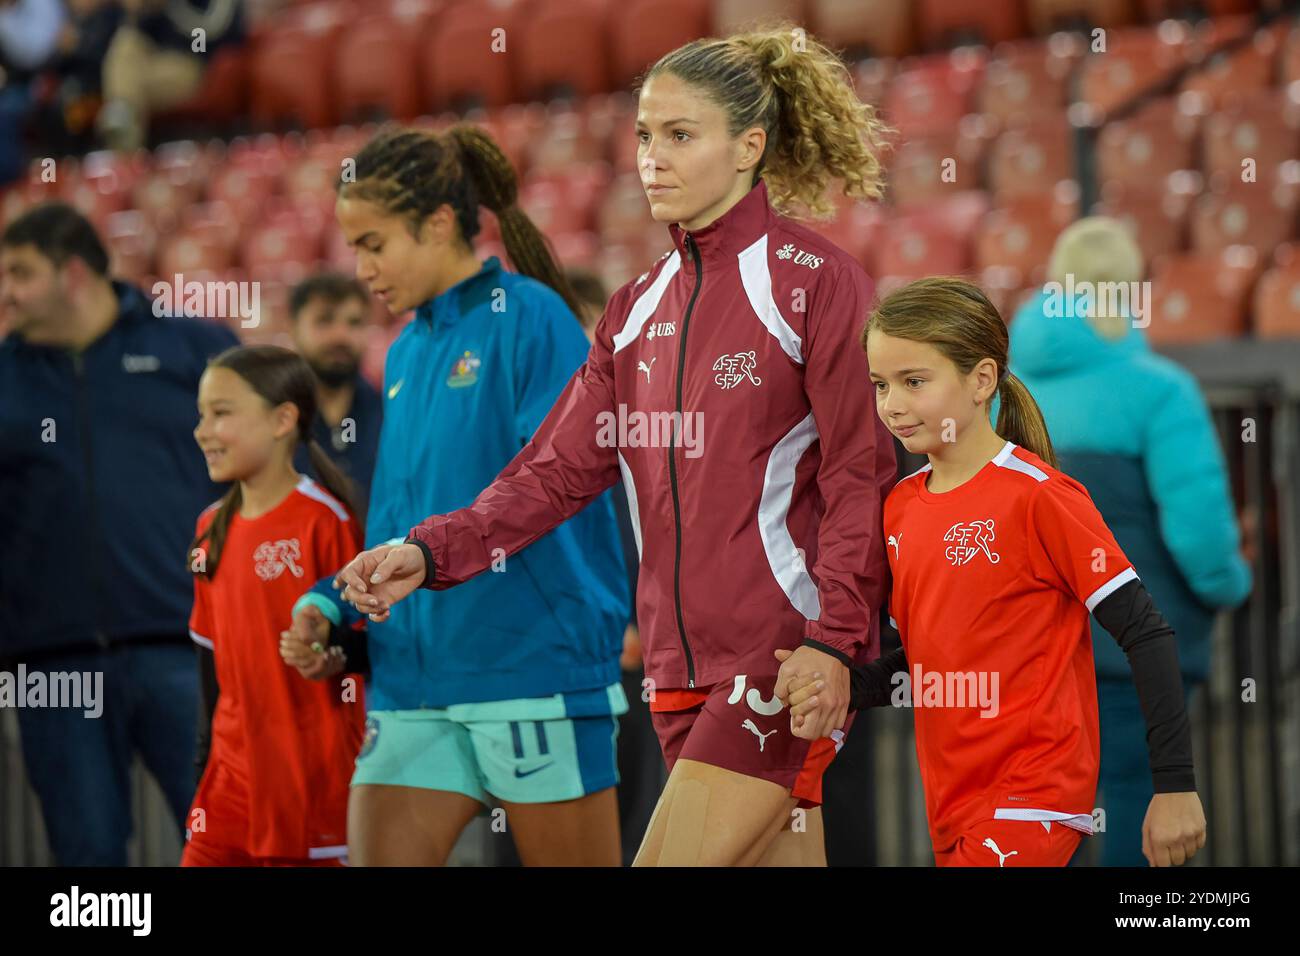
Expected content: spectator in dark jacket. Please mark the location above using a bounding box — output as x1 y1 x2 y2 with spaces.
288 273 383 519
0 202 238 864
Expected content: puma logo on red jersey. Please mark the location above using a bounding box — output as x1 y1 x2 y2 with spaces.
943 520 1001 566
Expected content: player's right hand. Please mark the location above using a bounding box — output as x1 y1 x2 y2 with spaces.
280 605 336 680
333 542 427 622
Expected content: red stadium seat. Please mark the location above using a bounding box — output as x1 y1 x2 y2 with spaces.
519 181 593 235
887 121 995 206
102 210 158 284
156 227 238 278
977 41 1074 127
1203 86 1300 186
1180 30 1280 111
1140 0 1258 22
875 207 971 283
1253 258 1300 339
1095 97 1200 192
852 58 897 114
1026 0 1137 36
989 116 1074 202
809 0 914 59
882 50 985 140
609 0 710 90
422 2 522 112
550 230 602 269
526 110 609 173
152 46 250 135
917 0 1026 51
334 5 434 122
516 0 614 102
240 212 323 279
974 187 1080 287
1146 247 1261 344
131 167 205 232
598 173 652 246
805 201 885 272
711 0 806 37
1191 177 1299 259
1284 23 1300 86
1093 190 1188 266
1078 25 1193 119
207 162 281 224
250 14 346 129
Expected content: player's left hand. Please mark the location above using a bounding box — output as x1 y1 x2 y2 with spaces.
1142 791 1206 866
775 644 849 740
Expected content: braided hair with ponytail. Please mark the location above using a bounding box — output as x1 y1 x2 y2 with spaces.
337 124 581 316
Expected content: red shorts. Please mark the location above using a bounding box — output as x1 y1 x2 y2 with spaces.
649 672 849 809
933 818 1085 867
180 759 348 868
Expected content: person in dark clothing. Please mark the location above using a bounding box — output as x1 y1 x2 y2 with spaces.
0 202 239 865
288 273 383 521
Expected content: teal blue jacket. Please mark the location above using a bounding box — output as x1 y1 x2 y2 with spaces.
303 258 629 709
1008 290 1251 680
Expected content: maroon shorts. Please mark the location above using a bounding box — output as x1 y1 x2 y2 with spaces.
649 672 851 809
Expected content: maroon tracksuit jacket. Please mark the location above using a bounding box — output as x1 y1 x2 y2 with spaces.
407 180 897 691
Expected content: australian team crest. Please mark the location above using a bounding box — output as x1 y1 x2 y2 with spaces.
447 350 481 388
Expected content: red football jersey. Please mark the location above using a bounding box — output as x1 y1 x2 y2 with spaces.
189 476 365 860
885 440 1137 851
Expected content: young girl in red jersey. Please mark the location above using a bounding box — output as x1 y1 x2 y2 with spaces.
781 277 1207 867
184 345 366 867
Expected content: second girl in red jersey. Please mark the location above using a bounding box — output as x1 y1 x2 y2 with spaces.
784 278 1208 867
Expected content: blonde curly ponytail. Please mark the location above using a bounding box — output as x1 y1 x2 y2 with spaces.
642 22 890 219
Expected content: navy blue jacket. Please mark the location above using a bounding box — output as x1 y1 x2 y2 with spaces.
293 372 383 521
0 281 239 659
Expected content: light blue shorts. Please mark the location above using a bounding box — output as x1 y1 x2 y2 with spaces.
351 684 627 805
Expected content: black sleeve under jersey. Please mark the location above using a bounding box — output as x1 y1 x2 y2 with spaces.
845 580 1196 793
848 646 908 711
1091 578 1196 793
195 644 219 785
331 622 370 679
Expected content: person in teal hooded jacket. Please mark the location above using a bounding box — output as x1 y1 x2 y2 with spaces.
1008 217 1252 865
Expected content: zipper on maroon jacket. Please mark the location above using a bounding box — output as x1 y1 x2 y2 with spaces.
668 234 703 687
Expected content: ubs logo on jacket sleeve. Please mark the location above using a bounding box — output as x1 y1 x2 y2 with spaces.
254 539 305 580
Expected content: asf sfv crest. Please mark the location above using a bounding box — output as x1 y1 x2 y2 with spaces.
713 351 762 389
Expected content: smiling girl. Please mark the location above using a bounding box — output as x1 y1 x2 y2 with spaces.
782 277 1207 867
184 345 366 866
